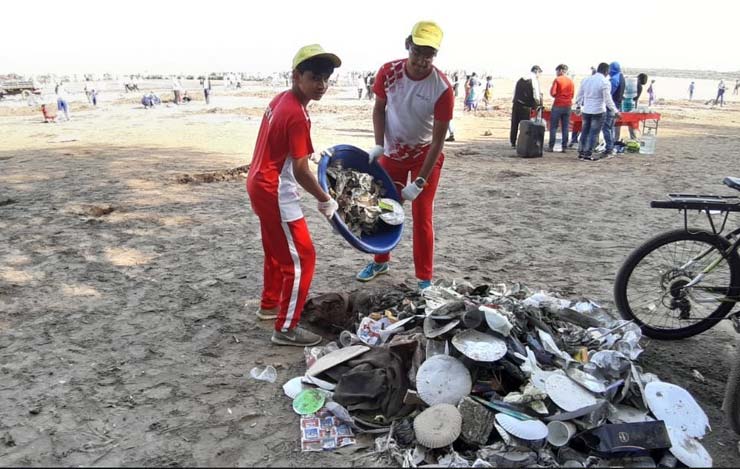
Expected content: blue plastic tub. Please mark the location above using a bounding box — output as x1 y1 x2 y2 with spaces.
318 144 403 254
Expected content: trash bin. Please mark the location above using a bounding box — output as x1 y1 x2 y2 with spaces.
317 144 403 254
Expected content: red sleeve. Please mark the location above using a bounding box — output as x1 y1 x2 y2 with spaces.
287 114 313 159
550 79 558 98
433 86 454 121
372 65 387 100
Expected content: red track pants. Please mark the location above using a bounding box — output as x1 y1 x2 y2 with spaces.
374 154 444 281
251 197 316 332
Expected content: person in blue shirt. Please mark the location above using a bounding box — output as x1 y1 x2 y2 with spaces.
602 61 625 153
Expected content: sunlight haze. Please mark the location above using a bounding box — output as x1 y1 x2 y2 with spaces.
2 0 738 77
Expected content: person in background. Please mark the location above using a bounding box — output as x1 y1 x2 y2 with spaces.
569 67 596 149
465 73 480 111
452 72 460 97
142 93 154 109
733 79 739 95
84 83 92 103
510 65 542 148
356 73 364 99
356 20 454 291
482 76 494 109
689 81 695 100
202 74 212 105
41 104 57 123
647 79 656 107
172 76 183 105
574 62 618 161
445 120 456 142
604 61 625 147
716 80 726 106
56 85 71 121
628 72 649 139
547 64 574 153
634 73 648 107
246 44 341 346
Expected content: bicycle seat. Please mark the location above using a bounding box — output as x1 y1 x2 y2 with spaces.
724 177 740 192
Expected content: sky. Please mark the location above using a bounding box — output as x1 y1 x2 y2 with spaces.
2 0 738 78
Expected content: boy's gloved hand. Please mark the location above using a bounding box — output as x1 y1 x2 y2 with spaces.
310 147 333 164
367 145 384 164
317 198 339 218
401 177 425 202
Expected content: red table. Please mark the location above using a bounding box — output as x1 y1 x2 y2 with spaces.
535 110 661 134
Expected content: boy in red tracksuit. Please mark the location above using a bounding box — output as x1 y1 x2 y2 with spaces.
246 44 341 346
356 21 454 291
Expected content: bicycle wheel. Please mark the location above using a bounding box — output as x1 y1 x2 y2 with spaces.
723 343 740 434
614 229 740 339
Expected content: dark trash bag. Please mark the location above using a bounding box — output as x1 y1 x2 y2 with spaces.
571 421 671 458
332 348 413 420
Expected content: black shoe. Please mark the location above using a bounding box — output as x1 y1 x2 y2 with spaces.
445 135 455 142
511 144 516 148
545 147 554 153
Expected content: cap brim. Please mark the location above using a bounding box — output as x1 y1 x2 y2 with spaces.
309 52 342 68
411 37 439 50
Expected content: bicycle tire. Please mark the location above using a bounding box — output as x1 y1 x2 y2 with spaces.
724 343 740 434
614 229 740 340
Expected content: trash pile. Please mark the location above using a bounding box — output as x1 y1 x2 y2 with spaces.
280 280 712 467
326 163 403 236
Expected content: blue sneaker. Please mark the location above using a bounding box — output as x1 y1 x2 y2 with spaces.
418 280 432 290
356 262 389 282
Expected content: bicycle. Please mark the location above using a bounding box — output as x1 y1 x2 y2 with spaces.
613 176 740 432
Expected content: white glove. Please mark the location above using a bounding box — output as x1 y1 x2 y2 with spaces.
310 147 333 164
367 145 384 164
317 198 339 218
401 177 425 202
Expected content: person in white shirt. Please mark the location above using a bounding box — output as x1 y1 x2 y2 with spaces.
574 62 619 160
171 76 183 104
202 74 212 104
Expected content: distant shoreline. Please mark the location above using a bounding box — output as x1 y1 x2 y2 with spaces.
623 68 740 80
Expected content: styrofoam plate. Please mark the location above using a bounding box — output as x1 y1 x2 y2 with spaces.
451 329 507 362
666 425 712 468
306 344 370 377
416 355 472 406
494 413 548 441
644 381 709 438
545 374 598 412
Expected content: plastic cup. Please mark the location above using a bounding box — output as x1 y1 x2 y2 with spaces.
339 330 361 347
547 421 577 447
249 365 277 383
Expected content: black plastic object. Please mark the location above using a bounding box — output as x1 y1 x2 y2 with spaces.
516 119 545 158
571 421 671 457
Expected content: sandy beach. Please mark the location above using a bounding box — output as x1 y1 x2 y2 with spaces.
2 78 740 466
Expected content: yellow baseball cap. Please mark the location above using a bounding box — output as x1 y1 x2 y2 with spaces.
411 21 443 50
292 44 342 70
